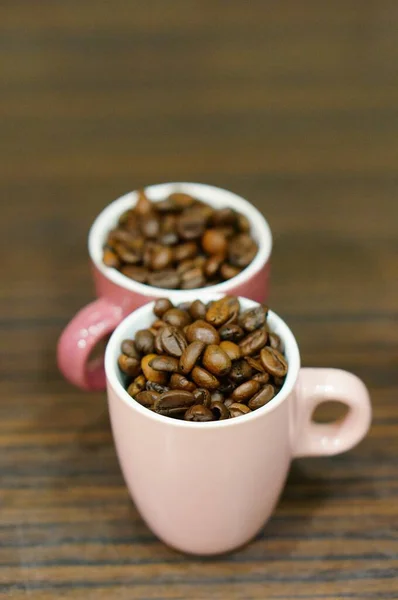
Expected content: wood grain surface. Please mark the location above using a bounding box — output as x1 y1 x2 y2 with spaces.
1 1 397 598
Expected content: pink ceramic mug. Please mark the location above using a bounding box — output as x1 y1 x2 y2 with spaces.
105 293 372 556
57 183 272 390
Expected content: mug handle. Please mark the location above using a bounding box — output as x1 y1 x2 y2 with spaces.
293 368 372 458
57 298 124 391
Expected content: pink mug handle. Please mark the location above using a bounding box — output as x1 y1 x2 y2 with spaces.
293 368 372 457
57 298 124 390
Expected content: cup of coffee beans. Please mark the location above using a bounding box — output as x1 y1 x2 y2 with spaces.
58 183 272 391
105 292 371 555
117 295 287 421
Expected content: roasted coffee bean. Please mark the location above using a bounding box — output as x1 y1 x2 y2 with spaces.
103 248 121 268
239 328 268 356
193 387 212 407
202 229 228 255
224 398 234 408
121 265 148 283
189 299 207 320
211 401 230 420
179 341 205 375
160 325 188 357
127 374 147 397
211 391 224 404
147 269 180 289
228 403 252 417
154 331 165 354
174 242 198 262
268 332 282 351
186 320 220 345
219 322 245 342
135 390 159 408
231 379 261 403
121 339 140 359
154 390 195 416
237 213 251 233
229 359 253 383
210 207 237 227
135 189 153 215
219 341 241 361
177 209 207 240
170 373 197 393
118 354 141 377
156 193 195 212
202 344 232 376
153 298 173 318
239 306 266 332
220 263 241 280
260 347 288 377
140 214 160 239
146 381 170 394
159 214 179 245
178 301 193 311
218 378 236 395
108 228 144 250
141 354 168 384
184 404 214 422
162 308 192 328
248 384 275 410
134 329 155 355
228 234 258 268
245 356 265 372
149 355 180 373
117 209 135 228
273 376 285 387
252 371 270 385
191 366 220 390
180 266 206 289
114 243 142 265
149 245 173 271
204 254 225 279
205 297 232 327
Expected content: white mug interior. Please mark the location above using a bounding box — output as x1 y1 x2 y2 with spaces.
105 293 301 428
89 182 273 297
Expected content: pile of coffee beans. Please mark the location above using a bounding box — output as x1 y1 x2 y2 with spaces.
118 296 288 421
103 189 258 289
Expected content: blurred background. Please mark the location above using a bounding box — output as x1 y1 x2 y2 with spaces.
1 1 398 597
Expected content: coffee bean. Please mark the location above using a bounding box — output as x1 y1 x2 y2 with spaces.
121 339 140 359
224 398 234 408
273 376 285 387
184 404 214 422
103 248 121 268
219 341 241 361
268 332 283 352
146 381 170 394
147 269 180 289
134 329 155 354
260 347 288 377
228 233 258 268
239 328 268 356
204 254 225 279
202 344 232 377
149 355 180 373
135 189 153 215
229 359 253 383
202 229 228 255
252 372 270 385
218 378 236 395
220 263 241 280
180 267 206 289
191 366 220 390
141 354 168 384
239 306 266 332
205 297 231 327
189 299 207 320
154 390 195 416
156 193 195 212
228 403 252 418
153 298 173 318
149 245 174 271
193 387 212 407
159 214 179 245
174 242 198 262
237 213 251 233
179 341 205 374
210 207 238 227
245 356 265 372
170 373 197 393
121 265 148 283
160 325 188 357
186 320 220 345
177 209 207 240
162 308 192 328
219 322 245 342
127 374 147 397
211 401 230 420
210 391 224 404
140 214 160 239
118 354 141 377
231 379 261 403
135 390 160 408
248 384 275 410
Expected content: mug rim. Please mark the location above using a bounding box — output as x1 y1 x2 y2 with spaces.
105 293 301 429
88 182 273 297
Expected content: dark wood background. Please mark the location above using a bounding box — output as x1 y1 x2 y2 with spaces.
1 1 397 598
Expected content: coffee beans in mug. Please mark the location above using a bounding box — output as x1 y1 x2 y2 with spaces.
103 189 259 289
118 296 288 421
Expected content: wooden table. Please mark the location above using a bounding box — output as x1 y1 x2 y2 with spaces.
1 2 397 598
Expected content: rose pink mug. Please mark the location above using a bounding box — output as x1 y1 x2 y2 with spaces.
105 293 372 556
57 183 272 390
